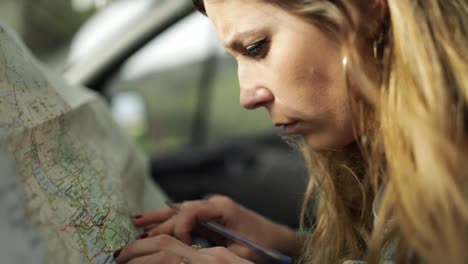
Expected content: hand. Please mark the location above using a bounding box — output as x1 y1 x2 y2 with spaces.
132 195 303 263
114 234 253 264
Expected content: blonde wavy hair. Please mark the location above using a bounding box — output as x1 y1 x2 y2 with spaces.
193 0 468 263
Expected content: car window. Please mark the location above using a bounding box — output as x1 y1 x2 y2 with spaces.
104 12 275 156
205 57 274 142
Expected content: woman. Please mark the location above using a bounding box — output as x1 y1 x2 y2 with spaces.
113 0 468 263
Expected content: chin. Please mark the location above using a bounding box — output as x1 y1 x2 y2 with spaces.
305 137 333 151
304 133 354 152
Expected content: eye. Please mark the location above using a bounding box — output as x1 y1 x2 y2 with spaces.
243 38 269 58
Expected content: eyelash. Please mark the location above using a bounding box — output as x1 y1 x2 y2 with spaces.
244 38 269 58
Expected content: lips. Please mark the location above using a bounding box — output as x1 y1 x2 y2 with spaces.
275 120 301 135
283 121 300 134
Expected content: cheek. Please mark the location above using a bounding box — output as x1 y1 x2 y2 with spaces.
271 48 336 113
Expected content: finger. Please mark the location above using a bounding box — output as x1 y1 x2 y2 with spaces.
147 215 176 237
115 234 194 264
198 246 254 263
140 217 174 233
142 223 158 233
127 251 182 264
132 208 176 226
226 243 262 262
206 195 245 221
174 201 223 245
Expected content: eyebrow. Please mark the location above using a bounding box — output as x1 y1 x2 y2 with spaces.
224 29 262 51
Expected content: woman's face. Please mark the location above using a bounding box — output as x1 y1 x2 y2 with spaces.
205 0 355 150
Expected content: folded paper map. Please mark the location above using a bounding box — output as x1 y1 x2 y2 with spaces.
0 22 167 263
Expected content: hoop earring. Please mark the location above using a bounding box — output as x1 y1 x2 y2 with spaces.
373 32 385 59
342 53 350 88
341 50 378 105
373 15 390 60
342 56 348 70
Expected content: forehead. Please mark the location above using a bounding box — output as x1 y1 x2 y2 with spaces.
204 0 279 42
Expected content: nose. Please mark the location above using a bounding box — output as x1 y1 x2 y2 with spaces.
240 86 274 109
238 63 274 109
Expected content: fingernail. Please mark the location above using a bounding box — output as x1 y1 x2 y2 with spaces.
132 215 143 219
113 249 121 259
138 233 148 239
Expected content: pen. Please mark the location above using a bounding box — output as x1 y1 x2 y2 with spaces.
165 201 293 264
